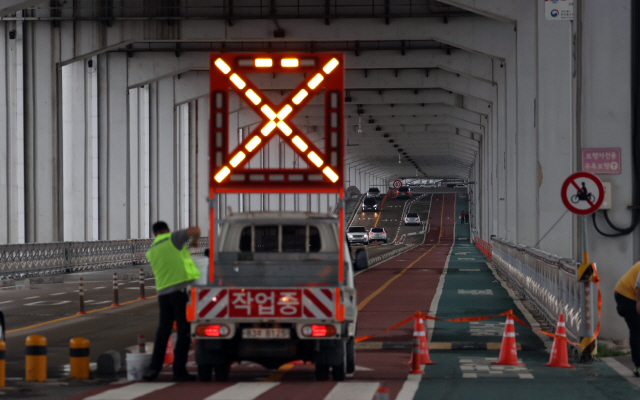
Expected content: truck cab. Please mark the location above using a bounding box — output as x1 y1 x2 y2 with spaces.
190 211 363 382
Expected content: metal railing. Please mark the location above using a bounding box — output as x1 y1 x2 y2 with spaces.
490 237 582 344
0 238 208 280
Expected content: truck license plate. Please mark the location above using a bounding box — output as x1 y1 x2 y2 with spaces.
242 328 290 339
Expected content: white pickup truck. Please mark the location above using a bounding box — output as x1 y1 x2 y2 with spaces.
189 211 368 382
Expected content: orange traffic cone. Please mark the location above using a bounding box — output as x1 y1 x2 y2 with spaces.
491 314 524 366
409 335 424 374
163 336 175 365
406 311 436 365
545 314 574 368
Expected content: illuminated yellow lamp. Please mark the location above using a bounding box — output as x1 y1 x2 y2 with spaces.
229 151 246 168
322 166 339 183
255 58 273 67
261 121 277 136
245 136 262 152
292 136 308 152
323 58 339 74
292 89 308 105
307 151 324 167
214 166 231 183
245 89 261 105
281 58 299 67
276 121 293 136
260 105 277 120
308 73 324 89
230 73 246 89
277 105 293 120
214 58 231 74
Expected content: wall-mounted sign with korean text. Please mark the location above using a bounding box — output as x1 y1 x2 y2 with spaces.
545 0 574 21
581 148 621 175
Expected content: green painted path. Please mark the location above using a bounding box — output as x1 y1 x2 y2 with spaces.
414 192 640 399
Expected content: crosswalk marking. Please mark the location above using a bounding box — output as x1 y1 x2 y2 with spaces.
84 382 175 400
324 382 380 400
204 382 279 399
458 289 493 295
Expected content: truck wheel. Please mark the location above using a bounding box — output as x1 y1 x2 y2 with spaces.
346 337 355 374
214 364 231 382
332 362 346 381
315 364 330 381
197 364 212 382
332 339 347 381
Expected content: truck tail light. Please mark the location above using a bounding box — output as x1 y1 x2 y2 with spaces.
196 324 230 337
301 324 337 337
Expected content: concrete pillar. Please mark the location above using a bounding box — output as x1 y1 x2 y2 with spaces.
62 60 96 241
98 53 130 239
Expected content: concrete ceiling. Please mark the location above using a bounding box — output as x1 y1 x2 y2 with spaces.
3 0 497 180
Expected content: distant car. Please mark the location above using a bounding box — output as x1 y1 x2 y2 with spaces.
405 212 421 226
362 197 378 212
368 227 387 243
396 186 411 199
346 226 369 245
366 187 381 198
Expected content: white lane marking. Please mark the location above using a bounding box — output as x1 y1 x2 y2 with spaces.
396 367 424 400
324 382 380 400
23 296 40 299
458 289 493 295
24 300 72 306
454 252 468 255
0 300 14 304
91 301 113 305
84 382 175 400
50 292 67 296
602 357 640 389
205 382 279 400
93 286 106 289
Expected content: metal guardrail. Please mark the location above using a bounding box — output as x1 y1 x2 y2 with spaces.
0 238 208 280
490 237 582 344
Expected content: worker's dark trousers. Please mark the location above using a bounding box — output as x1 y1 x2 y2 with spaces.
150 290 191 375
615 292 640 367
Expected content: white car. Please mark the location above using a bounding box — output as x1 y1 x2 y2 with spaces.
347 226 369 245
366 188 381 198
368 227 387 243
405 212 421 226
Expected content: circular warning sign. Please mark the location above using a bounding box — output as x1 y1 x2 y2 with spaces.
561 172 604 215
393 180 402 189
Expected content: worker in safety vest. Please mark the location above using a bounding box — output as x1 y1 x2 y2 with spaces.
143 221 201 382
614 260 640 377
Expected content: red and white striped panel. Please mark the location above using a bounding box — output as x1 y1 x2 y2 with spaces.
197 288 229 319
303 288 334 319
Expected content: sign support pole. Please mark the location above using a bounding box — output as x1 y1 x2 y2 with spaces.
579 215 597 362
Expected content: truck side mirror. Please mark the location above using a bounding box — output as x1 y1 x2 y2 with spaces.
354 248 369 271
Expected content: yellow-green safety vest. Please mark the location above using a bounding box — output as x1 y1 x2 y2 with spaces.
145 232 201 292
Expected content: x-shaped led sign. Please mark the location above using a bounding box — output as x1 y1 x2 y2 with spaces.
210 53 344 189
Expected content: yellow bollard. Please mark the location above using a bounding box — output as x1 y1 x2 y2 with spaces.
25 335 47 382
69 337 90 379
0 339 5 387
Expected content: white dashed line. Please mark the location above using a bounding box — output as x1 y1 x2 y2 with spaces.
50 292 67 296
24 296 40 299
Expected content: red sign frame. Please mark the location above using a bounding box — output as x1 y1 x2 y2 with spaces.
393 180 403 189
561 172 604 215
209 53 344 192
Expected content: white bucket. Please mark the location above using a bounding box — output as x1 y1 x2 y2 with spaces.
126 352 152 381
